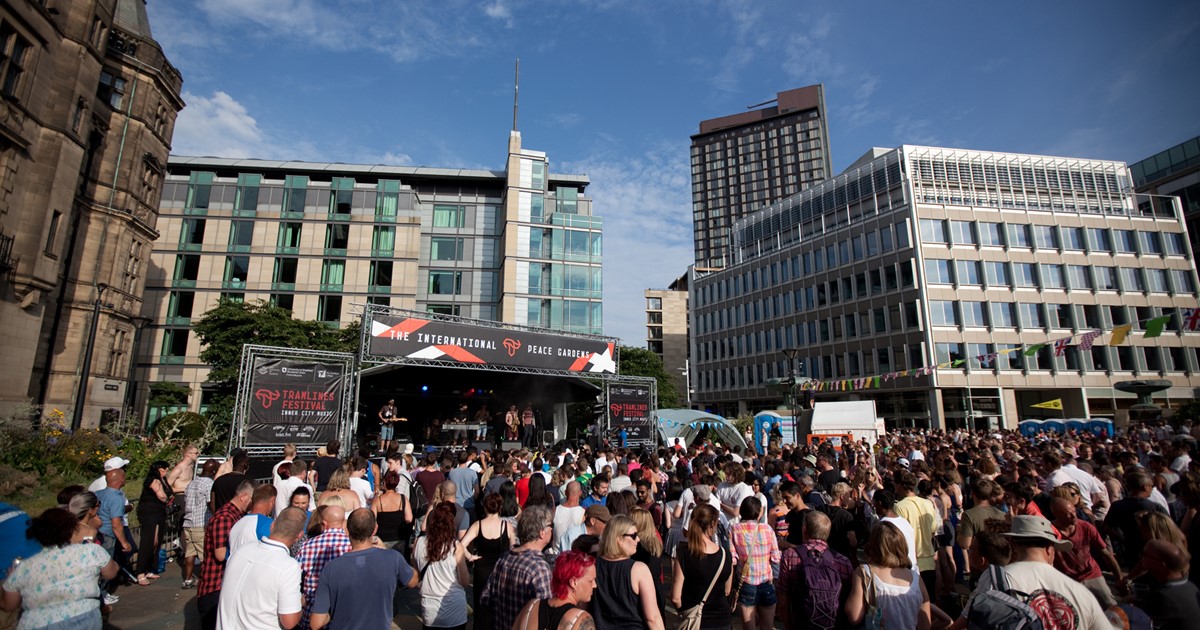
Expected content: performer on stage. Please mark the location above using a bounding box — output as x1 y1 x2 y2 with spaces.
378 399 397 454
453 403 469 445
473 405 490 442
521 403 536 448
505 404 520 442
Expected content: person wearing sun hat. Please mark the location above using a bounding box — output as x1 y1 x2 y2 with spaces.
961 515 1115 630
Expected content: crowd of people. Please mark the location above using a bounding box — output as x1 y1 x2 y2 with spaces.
4 420 1200 629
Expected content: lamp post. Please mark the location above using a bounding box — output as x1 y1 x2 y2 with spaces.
73 283 109 431
679 359 692 409
781 348 801 443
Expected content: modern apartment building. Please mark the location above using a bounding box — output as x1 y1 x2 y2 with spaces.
645 273 690 405
0 0 183 425
1132 136 1200 277
691 84 832 268
690 145 1200 428
137 132 601 420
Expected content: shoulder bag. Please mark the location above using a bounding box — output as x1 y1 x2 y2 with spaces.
677 548 726 630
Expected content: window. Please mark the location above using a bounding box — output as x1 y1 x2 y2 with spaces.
1033 225 1059 250
1062 227 1085 250
161 329 189 358
325 224 349 250
235 174 260 213
926 259 954 284
978 222 1004 246
1090 347 1109 372
320 260 345 287
950 221 976 245
1139 231 1163 256
1168 347 1188 372
277 222 301 250
1087 228 1112 253
919 219 947 244
880 225 894 251
956 260 982 285
935 343 964 365
272 257 297 284
1115 346 1135 371
1172 269 1197 294
1041 264 1065 289
185 172 213 209
1147 268 1169 293
44 210 61 255
431 236 464 261
930 300 958 326
229 221 254 249
330 178 354 215
428 304 461 316
1019 303 1044 329
318 295 342 322
1120 267 1145 292
985 261 1010 287
166 291 194 319
0 24 31 99
283 176 308 214
998 344 1023 370
991 302 1016 328
181 218 206 247
1164 232 1187 256
1095 266 1117 290
223 256 250 286
852 236 864 260
371 226 395 254
905 302 919 329
370 260 393 287
962 302 987 327
376 180 401 218
1114 229 1136 253
429 271 463 295
1144 347 1163 373
1047 303 1073 329
97 69 126 108
866 232 879 256
433 204 466 228
1013 263 1037 288
270 294 293 311
1007 224 1031 248
174 254 200 281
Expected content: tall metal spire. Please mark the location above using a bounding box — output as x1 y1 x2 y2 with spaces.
513 58 520 132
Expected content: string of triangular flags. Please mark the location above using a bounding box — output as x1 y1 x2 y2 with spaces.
793 306 1200 393
656 418 724 430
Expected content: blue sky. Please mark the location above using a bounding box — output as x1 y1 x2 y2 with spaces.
149 0 1200 347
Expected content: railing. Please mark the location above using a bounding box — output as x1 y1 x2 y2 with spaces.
0 231 14 274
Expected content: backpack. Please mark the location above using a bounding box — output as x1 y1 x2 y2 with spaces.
791 545 847 630
410 477 429 519
966 565 1044 630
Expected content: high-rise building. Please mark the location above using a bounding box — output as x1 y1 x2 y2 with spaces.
690 145 1200 428
0 0 183 425
136 132 600 422
1131 136 1200 277
645 273 690 406
690 84 832 268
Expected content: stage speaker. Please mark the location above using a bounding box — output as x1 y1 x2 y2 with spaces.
500 441 522 451
472 441 493 452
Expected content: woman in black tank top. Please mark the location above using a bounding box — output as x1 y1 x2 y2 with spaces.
513 551 597 630
462 493 517 628
592 515 666 630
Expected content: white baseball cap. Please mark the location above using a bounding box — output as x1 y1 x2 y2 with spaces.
103 456 131 471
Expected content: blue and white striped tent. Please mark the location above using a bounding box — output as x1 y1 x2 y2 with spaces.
656 409 748 452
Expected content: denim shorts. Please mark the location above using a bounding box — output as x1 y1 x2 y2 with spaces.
737 580 777 607
380 424 395 440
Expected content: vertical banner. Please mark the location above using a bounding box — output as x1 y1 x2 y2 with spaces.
608 383 653 444
246 358 344 444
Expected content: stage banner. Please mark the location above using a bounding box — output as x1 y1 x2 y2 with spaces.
369 314 616 374
609 383 653 443
246 358 344 445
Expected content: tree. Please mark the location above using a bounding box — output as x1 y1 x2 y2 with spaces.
191 299 360 427
617 345 680 409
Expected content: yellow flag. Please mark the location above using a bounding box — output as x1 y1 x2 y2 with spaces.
1110 324 1132 345
1031 399 1063 410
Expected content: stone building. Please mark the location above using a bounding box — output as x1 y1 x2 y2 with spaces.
0 0 183 426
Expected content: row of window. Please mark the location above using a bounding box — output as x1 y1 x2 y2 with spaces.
911 157 1123 194
919 219 1188 257
696 220 913 307
926 259 1197 294
696 344 1198 392
696 302 1183 363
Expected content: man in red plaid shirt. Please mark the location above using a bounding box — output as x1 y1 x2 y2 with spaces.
197 479 253 630
296 505 349 630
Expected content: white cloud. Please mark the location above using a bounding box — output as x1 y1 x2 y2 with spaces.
550 113 583 128
172 91 324 161
562 142 694 347
710 0 766 93
484 0 514 27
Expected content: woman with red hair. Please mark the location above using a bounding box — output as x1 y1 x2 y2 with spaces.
413 503 469 630
513 550 597 630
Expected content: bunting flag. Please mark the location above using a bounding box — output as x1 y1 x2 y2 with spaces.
1054 337 1071 357
1031 399 1063 410
872 376 880 388
976 353 997 366
1144 315 1172 339
1186 308 1200 331
951 359 965 367
1110 324 1132 345
1078 330 1102 351
1023 343 1047 357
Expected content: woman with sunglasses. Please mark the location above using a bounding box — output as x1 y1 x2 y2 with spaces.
591 515 665 630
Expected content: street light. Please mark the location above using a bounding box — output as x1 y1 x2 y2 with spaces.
73 283 109 431
781 348 802 444
678 359 692 409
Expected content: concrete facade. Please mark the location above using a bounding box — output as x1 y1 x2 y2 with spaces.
0 0 183 426
645 274 690 406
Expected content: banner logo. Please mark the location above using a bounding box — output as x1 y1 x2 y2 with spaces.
254 388 281 409
503 338 522 357
610 403 622 417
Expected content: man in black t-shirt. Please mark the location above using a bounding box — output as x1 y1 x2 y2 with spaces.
816 456 841 493
814 482 858 559
1102 470 1168 566
211 452 250 511
313 440 344 492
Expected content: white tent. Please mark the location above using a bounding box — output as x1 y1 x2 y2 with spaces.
656 409 748 452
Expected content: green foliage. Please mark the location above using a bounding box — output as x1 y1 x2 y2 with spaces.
1172 399 1200 424
731 412 755 437
191 299 361 428
617 346 680 408
151 411 217 445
